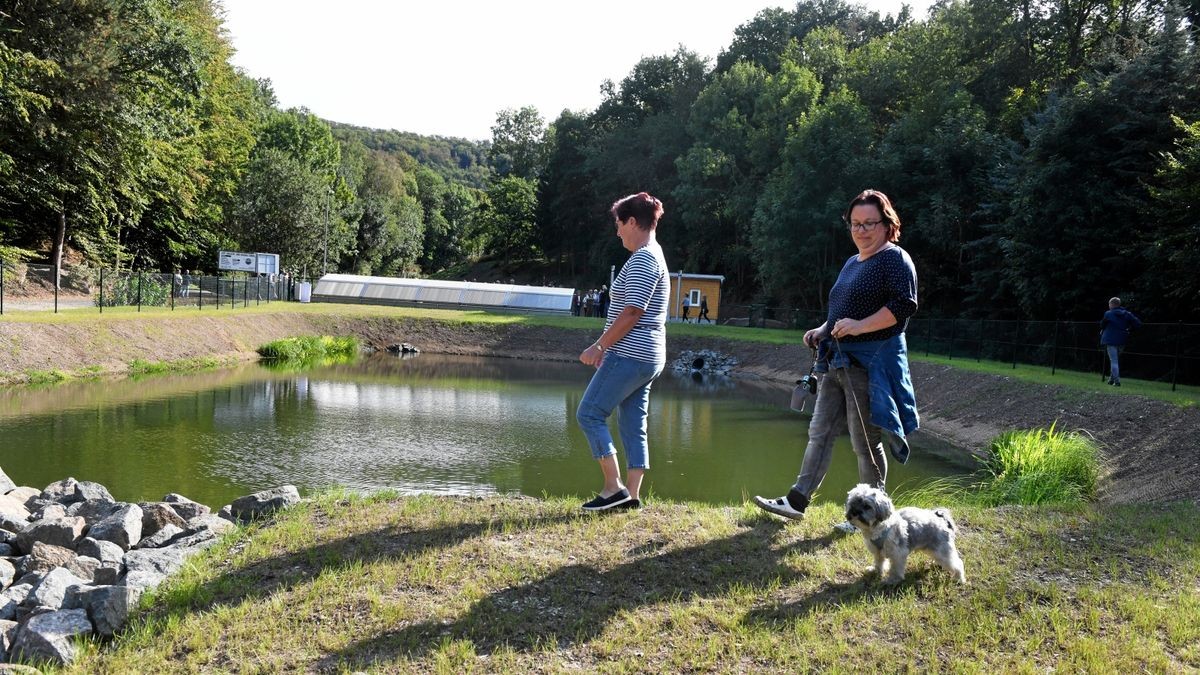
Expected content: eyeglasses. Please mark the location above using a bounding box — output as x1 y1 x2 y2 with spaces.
847 220 884 232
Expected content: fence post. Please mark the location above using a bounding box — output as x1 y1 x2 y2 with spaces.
54 271 59 314
136 272 142 312
170 274 175 311
1051 320 1060 375
99 267 103 314
948 319 956 361
977 318 983 362
1 261 5 316
1172 321 1182 392
230 279 234 310
1012 320 1019 369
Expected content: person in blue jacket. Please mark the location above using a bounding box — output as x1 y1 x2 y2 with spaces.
1101 297 1141 386
754 189 919 532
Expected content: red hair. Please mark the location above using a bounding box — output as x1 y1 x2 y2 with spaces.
610 192 664 230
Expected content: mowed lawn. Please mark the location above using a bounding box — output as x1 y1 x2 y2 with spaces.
62 493 1200 673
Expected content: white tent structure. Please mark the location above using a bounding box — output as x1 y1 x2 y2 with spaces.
313 274 574 314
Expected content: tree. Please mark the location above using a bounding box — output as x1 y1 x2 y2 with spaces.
481 176 539 261
488 106 547 180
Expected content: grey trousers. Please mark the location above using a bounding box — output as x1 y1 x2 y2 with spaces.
791 365 887 499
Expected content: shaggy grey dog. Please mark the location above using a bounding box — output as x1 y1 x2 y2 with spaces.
844 484 967 585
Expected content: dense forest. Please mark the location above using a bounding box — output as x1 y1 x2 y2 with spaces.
1 0 1198 320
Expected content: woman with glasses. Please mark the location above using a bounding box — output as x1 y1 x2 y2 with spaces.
753 189 919 529
576 192 670 511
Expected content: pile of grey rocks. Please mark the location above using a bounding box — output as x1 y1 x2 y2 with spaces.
670 349 739 377
0 467 300 666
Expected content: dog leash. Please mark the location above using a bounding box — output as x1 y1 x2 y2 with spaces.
832 335 884 487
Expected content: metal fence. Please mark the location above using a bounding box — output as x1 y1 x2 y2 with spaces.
0 261 313 314
721 304 1199 388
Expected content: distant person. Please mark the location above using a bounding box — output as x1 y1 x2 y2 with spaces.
583 290 595 317
753 189 919 531
698 295 711 323
681 295 691 323
577 192 669 511
572 291 582 316
599 284 609 316
181 270 191 298
1100 297 1142 387
173 269 183 297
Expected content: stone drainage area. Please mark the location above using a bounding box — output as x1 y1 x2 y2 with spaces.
0 468 300 667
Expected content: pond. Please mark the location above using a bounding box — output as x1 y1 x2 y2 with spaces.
0 354 966 507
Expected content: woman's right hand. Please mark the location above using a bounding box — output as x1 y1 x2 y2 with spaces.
803 327 822 349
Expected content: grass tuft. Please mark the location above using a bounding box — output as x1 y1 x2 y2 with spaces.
902 423 1102 507
256 335 359 363
25 369 71 384
129 356 224 376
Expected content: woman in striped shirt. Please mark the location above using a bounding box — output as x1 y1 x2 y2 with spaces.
577 192 670 511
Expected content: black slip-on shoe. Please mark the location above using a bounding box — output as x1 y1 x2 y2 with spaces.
582 489 632 511
615 498 642 510
752 495 806 521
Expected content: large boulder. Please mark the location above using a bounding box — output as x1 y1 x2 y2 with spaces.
0 514 28 536
74 585 142 637
120 570 166 593
170 528 218 551
72 481 114 503
124 547 187 578
139 502 188 538
66 499 123 527
187 514 236 536
88 504 143 551
0 494 29 521
9 608 92 665
0 584 32 621
0 618 17 662
0 469 14 495
65 556 100 583
92 561 123 586
24 567 90 611
25 541 75 576
229 485 301 523
134 524 184 550
76 537 125 565
16 516 87 553
163 494 210 520
6 487 41 510
40 478 81 504
30 503 67 522
0 559 13 589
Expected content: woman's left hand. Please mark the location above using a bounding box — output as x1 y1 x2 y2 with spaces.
579 345 604 368
830 318 865 338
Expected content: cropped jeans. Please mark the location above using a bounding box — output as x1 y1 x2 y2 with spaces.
576 352 664 470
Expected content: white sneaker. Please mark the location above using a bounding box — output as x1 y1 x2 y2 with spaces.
753 495 805 521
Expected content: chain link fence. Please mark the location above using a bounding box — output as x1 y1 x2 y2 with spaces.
0 261 313 314
719 303 1199 388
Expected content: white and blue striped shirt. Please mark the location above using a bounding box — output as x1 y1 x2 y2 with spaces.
605 241 669 364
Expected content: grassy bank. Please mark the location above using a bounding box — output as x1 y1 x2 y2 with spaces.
59 493 1199 673
5 302 1195 405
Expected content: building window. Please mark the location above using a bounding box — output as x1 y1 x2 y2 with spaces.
689 289 701 306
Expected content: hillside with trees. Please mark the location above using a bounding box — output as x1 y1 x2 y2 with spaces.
1 0 1197 320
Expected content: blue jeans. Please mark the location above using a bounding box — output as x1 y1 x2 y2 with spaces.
1107 345 1123 383
576 352 664 469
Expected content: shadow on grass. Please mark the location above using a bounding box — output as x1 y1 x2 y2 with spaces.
315 520 857 669
148 512 583 621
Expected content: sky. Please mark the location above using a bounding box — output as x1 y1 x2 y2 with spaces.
221 0 932 141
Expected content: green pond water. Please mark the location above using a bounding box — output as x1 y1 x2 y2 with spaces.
0 354 965 508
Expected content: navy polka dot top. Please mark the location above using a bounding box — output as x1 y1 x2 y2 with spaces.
825 245 918 342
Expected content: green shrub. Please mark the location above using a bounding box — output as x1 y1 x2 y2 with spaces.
899 423 1102 508
96 273 171 307
256 336 359 362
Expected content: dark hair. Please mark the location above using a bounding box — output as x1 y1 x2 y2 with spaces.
610 192 664 230
844 189 901 243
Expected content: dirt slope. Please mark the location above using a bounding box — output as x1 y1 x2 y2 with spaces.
1 310 1195 505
